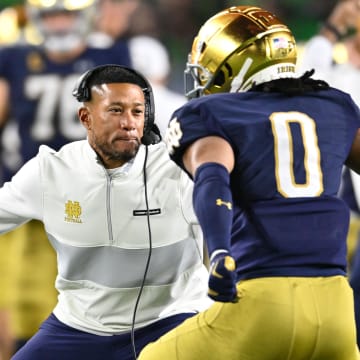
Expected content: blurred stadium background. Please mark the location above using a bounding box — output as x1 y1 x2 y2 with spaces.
0 0 339 92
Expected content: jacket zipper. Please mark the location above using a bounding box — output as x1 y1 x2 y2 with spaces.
105 172 114 245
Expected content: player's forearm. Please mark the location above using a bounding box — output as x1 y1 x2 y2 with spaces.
0 79 10 129
193 162 233 256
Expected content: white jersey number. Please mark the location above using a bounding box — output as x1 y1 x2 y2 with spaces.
165 112 324 198
25 74 86 141
270 111 323 198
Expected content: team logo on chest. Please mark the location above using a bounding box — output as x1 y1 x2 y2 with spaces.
64 200 83 223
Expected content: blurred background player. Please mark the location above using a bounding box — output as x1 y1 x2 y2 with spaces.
139 5 360 359
92 0 142 42
87 0 143 51
0 0 134 357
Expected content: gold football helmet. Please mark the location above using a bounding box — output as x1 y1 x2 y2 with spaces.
185 6 297 99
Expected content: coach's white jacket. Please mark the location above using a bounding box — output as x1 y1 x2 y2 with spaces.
0 140 211 335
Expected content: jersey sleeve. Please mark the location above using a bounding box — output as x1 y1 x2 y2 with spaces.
0 153 43 233
165 97 229 171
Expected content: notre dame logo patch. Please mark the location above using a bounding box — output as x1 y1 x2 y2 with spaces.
64 200 83 223
165 117 183 155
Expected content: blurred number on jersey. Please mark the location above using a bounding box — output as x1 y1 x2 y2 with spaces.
25 74 85 141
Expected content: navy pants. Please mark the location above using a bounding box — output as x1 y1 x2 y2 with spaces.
12 312 194 360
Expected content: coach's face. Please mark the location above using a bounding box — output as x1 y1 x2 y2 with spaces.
79 82 145 168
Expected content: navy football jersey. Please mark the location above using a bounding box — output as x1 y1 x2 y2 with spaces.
339 167 360 213
0 40 131 183
166 88 360 279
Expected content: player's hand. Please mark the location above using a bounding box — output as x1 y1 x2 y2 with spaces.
208 251 239 303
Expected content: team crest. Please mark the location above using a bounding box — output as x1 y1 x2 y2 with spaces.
165 117 183 155
64 200 83 223
26 50 45 72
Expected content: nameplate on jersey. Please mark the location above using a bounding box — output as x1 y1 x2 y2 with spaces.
133 209 161 216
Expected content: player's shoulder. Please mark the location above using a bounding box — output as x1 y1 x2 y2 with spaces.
327 86 355 101
172 94 211 117
186 93 227 106
0 42 38 55
325 86 360 117
176 92 248 113
0 43 40 69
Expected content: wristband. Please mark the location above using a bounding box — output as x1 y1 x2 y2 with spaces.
209 249 229 263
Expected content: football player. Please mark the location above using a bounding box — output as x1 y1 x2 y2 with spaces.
139 5 360 360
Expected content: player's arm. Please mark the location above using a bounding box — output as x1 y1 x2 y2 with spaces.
183 136 238 302
0 78 10 129
183 135 234 175
183 135 235 254
346 128 360 174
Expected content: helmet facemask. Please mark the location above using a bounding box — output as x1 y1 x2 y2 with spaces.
26 0 97 53
184 59 213 100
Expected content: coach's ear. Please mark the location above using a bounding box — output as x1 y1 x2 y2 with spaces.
78 106 92 130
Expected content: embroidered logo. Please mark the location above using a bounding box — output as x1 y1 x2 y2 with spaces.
216 198 232 210
64 200 83 223
165 118 183 155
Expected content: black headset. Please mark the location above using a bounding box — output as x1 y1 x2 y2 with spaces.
72 64 161 145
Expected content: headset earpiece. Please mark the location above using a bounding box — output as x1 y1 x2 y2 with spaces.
72 69 93 102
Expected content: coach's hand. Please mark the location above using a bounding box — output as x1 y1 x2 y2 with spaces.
208 251 239 303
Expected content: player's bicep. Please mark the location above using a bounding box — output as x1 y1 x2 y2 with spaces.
183 136 235 177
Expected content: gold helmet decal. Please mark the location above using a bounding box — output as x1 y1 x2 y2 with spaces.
185 6 297 98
